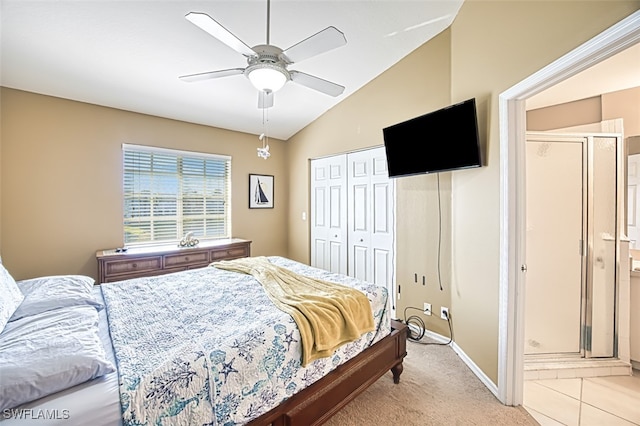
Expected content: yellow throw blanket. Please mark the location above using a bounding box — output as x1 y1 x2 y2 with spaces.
212 256 375 366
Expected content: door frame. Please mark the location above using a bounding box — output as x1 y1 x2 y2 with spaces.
627 153 640 249
497 10 640 405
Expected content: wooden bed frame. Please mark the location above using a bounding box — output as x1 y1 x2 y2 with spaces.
248 319 408 426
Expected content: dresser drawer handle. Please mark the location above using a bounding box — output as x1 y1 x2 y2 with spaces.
132 263 138 268
185 256 189 261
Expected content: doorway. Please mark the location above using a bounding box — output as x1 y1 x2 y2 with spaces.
497 10 640 406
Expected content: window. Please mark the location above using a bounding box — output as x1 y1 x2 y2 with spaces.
123 144 231 246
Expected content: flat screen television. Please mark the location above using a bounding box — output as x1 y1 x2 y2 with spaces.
382 98 482 178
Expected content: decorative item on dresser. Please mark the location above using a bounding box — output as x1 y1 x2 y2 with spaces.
96 238 251 283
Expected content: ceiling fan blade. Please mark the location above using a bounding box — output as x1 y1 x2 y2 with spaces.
289 71 345 97
282 26 346 64
258 90 274 109
179 68 245 83
185 12 256 57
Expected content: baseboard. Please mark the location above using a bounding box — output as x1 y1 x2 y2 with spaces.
422 329 500 399
422 328 451 344
421 330 637 402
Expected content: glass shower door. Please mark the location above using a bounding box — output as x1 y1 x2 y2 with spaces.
588 135 619 358
525 132 621 359
525 136 585 356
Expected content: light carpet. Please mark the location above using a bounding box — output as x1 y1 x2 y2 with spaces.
324 337 538 425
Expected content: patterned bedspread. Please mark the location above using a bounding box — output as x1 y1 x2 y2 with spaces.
100 256 391 425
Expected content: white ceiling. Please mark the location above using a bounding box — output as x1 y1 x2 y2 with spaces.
2 1 637 141
0 0 465 141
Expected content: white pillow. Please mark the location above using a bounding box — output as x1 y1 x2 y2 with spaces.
10 275 103 321
0 263 24 332
0 305 115 410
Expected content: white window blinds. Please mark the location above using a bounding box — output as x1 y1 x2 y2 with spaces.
122 144 232 246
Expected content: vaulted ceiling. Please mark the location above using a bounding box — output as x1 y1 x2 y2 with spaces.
3 1 637 141
1 0 465 140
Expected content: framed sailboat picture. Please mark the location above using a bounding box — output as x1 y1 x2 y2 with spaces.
249 174 274 209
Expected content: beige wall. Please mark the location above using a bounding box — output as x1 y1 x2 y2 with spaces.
527 86 640 137
287 29 454 338
630 136 640 155
0 88 288 280
287 1 639 385
527 96 603 131
604 86 640 137
446 0 637 386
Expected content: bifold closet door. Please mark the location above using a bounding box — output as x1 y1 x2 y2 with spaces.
310 155 348 275
311 147 395 312
347 147 394 290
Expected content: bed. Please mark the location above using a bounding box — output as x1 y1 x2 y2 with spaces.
0 255 407 425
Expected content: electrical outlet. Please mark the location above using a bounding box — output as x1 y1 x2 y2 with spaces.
423 303 432 316
440 306 449 320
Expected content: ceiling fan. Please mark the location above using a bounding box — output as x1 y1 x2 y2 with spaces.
179 0 347 108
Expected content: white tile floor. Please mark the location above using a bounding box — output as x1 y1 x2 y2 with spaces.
523 369 640 425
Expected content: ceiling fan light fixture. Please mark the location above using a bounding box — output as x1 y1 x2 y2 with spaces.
246 64 289 92
181 4 347 108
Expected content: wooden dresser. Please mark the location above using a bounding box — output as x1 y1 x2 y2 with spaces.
96 238 251 283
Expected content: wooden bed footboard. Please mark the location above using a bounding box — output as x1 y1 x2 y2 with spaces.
248 319 408 426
